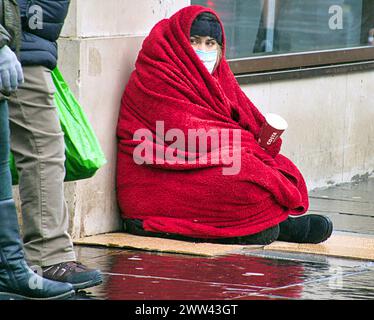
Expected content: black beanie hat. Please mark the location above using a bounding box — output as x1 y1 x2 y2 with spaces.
190 12 223 45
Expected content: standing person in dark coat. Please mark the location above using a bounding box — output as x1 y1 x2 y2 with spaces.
8 0 102 290
0 0 75 299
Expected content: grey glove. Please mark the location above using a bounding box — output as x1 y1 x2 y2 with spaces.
0 45 24 92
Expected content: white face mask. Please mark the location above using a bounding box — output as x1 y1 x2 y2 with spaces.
195 49 218 74
369 36 374 43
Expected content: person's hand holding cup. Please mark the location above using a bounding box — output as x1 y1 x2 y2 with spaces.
258 113 288 149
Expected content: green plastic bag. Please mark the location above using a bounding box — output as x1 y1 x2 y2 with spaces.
10 67 106 185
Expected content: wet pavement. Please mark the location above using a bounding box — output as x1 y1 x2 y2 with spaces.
73 247 374 300
73 178 374 300
309 177 374 235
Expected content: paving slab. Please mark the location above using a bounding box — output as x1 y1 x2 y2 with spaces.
309 197 374 216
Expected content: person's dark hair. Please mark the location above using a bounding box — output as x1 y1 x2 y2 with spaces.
190 12 223 45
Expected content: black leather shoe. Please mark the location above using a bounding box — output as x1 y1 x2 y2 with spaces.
278 214 333 244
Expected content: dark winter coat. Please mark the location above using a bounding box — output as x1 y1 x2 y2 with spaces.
17 0 70 69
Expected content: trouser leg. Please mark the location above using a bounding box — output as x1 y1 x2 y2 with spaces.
124 218 280 245
0 99 13 201
8 66 76 267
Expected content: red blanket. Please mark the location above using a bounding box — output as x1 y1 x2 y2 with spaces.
116 5 309 238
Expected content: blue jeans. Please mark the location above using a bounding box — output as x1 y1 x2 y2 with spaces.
0 100 13 201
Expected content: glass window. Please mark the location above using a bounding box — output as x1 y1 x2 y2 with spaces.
192 0 374 60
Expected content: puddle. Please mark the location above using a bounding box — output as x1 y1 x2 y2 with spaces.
75 247 374 300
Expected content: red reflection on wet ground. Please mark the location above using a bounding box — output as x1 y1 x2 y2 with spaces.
104 252 305 300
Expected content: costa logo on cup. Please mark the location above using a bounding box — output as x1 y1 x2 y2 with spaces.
266 132 279 145
258 113 288 149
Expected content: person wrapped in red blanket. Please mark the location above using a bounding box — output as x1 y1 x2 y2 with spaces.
116 5 333 245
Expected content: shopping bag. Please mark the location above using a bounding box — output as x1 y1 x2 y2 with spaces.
10 67 107 185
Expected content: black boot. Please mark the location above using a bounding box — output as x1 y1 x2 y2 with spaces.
0 199 75 300
278 214 333 244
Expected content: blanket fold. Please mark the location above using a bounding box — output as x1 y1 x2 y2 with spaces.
116 5 309 238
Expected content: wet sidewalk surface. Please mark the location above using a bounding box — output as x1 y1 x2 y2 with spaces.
74 178 374 300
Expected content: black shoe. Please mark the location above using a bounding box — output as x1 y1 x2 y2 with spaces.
0 199 75 300
42 261 103 291
278 214 333 244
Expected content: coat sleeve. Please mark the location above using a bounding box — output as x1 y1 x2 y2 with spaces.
0 23 11 48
